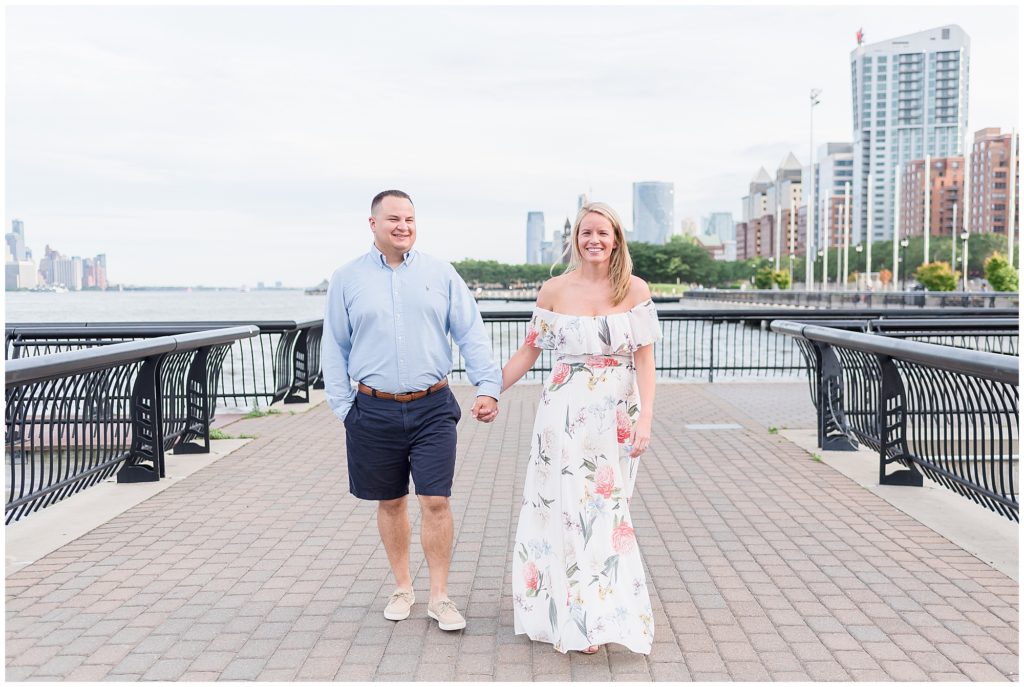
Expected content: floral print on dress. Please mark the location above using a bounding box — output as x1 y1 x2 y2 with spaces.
512 300 661 655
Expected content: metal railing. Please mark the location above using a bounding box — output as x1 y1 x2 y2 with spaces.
685 289 1018 309
6 320 323 410
5 326 258 523
453 308 1019 383
772 320 1019 521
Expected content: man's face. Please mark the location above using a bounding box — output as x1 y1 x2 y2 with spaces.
370 196 416 257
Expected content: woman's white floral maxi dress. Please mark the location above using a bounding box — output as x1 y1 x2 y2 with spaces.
512 299 662 654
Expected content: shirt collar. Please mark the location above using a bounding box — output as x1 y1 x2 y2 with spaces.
369 243 416 269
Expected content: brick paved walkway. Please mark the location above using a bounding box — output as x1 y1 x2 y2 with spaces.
5 384 1019 681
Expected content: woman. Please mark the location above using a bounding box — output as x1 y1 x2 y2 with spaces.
501 202 660 655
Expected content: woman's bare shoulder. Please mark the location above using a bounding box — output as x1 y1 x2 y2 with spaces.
536 275 568 310
626 275 652 305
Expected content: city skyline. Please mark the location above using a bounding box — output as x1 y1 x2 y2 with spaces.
6 5 1018 286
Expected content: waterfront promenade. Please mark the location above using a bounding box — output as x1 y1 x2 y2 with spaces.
5 383 1018 681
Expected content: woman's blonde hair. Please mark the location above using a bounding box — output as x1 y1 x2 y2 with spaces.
557 202 634 306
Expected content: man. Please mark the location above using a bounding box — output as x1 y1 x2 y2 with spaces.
322 190 500 631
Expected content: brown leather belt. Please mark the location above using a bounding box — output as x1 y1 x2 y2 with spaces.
357 379 448 403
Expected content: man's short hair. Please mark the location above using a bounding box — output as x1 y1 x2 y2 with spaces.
371 190 413 215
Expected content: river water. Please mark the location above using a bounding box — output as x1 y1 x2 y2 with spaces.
4 290 716 323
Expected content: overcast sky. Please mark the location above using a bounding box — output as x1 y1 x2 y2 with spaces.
5 4 1019 287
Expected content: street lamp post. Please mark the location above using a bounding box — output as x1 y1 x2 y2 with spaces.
855 243 863 289
950 201 958 278
806 88 822 290
960 230 970 291
899 238 910 291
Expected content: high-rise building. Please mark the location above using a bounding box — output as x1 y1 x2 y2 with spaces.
802 143 855 252
6 219 28 262
5 262 37 290
704 212 735 243
632 181 674 244
899 156 964 240
969 128 1020 236
526 212 545 264
736 216 775 261
39 244 84 291
851 25 970 243
742 168 773 222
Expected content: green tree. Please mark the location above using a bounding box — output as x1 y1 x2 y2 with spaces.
984 252 1019 292
753 266 775 289
914 261 958 291
773 269 791 289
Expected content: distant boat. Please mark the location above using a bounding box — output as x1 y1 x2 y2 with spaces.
239 284 250 293
305 279 329 295
29 284 68 293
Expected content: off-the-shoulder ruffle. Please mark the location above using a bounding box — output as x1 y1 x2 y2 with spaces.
525 299 662 355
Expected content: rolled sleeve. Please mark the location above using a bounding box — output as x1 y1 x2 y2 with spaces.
447 268 501 400
322 271 356 422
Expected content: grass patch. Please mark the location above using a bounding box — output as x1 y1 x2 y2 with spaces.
810 452 823 463
209 428 258 440
244 406 282 419
649 283 688 296
767 426 779 434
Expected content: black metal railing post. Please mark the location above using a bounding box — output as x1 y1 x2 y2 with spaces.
172 346 212 455
877 354 922 486
118 356 163 483
285 328 310 404
817 342 859 451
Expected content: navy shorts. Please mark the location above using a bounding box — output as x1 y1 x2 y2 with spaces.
343 386 462 501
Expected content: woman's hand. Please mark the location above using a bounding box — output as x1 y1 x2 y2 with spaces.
629 416 652 457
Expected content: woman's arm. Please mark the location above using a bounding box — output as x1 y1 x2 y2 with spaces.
630 343 656 457
501 341 542 391
629 276 656 457
501 278 558 391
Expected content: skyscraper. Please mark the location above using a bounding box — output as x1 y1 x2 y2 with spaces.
6 219 27 262
526 212 545 264
632 182 674 244
969 128 1020 236
742 168 773 222
704 213 735 243
850 25 970 243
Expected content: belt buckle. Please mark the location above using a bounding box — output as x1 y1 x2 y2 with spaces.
394 391 414 403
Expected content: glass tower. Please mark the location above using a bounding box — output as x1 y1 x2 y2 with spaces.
632 181 674 244
850 25 970 243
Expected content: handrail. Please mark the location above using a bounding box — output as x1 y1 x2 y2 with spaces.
5 325 263 523
771 319 1019 521
5 326 258 385
774 321 1018 384
6 321 324 408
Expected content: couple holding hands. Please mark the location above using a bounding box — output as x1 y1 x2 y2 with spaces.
323 190 660 655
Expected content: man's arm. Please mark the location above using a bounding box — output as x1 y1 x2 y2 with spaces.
322 271 355 422
447 267 501 421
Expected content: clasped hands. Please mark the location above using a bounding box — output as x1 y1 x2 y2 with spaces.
470 396 499 423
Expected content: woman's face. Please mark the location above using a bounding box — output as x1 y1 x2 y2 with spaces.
577 212 617 265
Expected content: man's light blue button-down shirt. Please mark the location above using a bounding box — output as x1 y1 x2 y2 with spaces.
322 245 501 422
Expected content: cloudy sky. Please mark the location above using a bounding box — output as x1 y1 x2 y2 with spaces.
5 3 1019 287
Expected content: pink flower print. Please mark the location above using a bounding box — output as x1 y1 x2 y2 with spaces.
523 561 540 591
586 355 620 369
551 363 571 386
594 465 615 499
612 521 636 554
524 328 539 347
616 406 632 444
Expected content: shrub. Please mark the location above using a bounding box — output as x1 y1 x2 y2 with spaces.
984 252 1019 292
913 261 958 291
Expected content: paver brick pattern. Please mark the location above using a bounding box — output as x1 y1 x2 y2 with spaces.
5 383 1018 681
